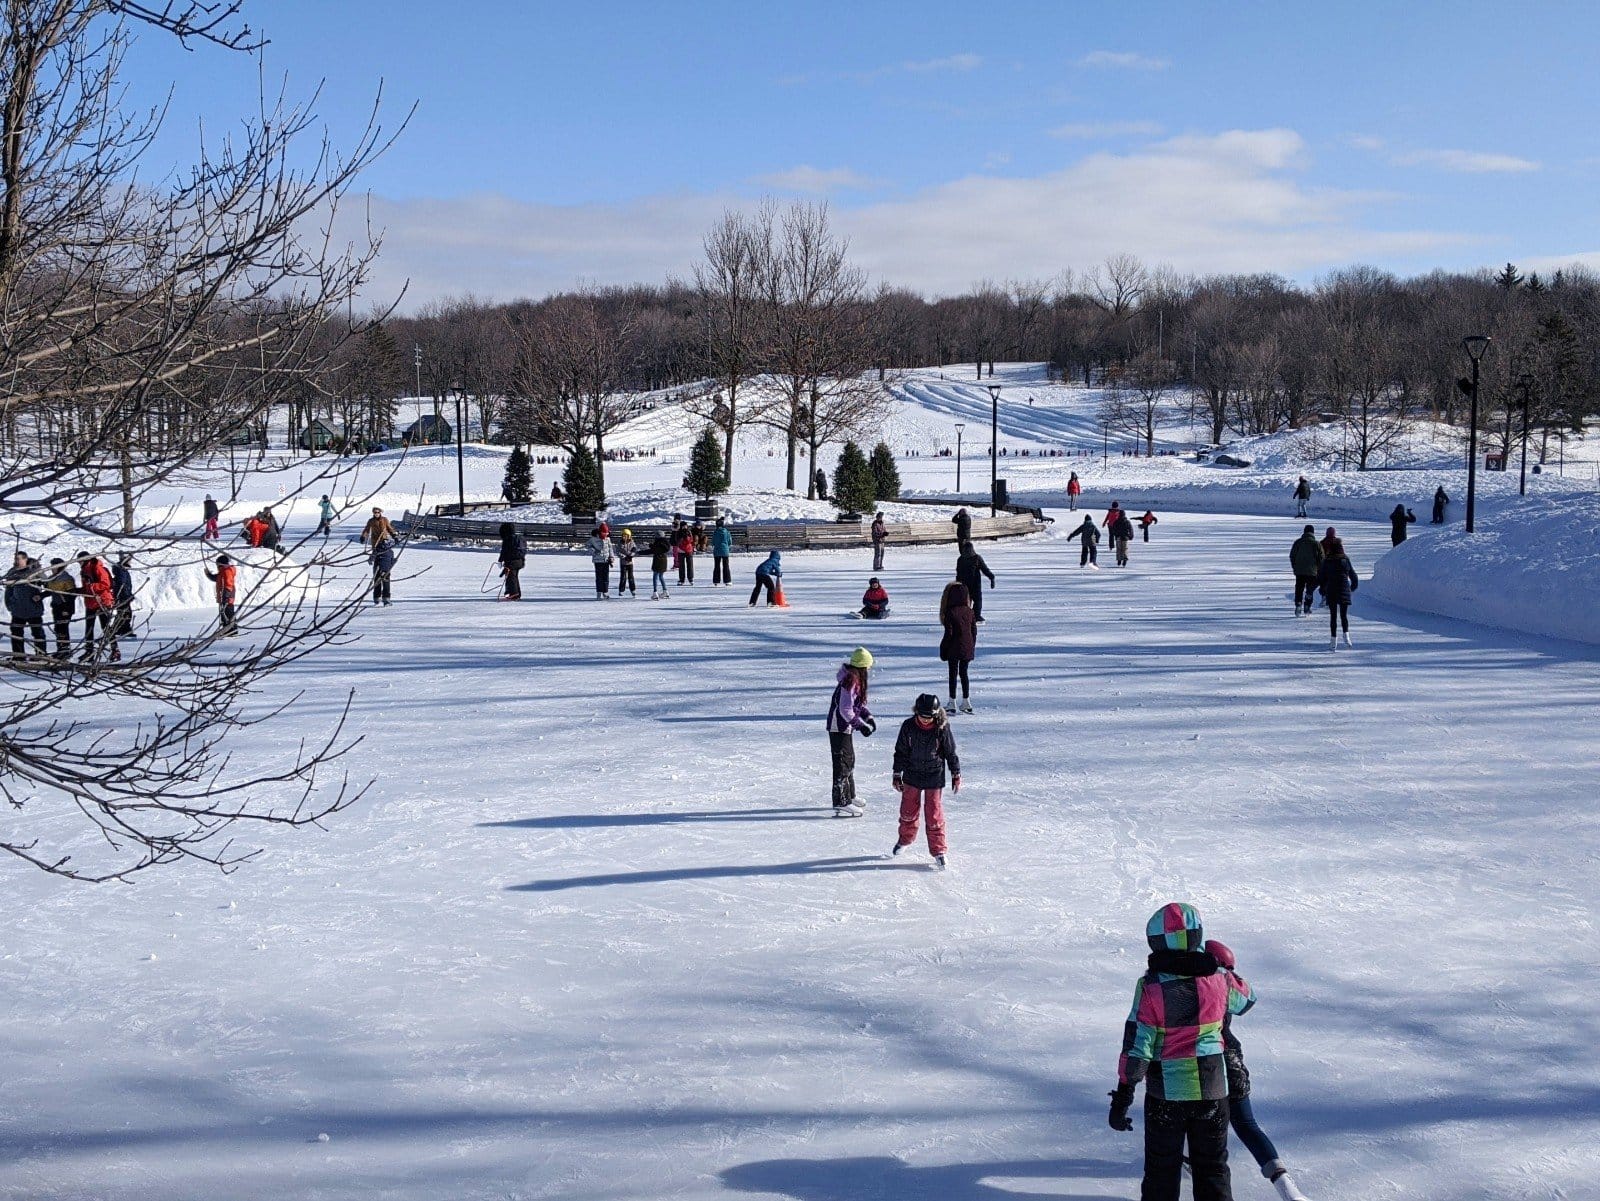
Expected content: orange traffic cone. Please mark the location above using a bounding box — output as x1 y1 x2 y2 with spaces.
773 583 790 608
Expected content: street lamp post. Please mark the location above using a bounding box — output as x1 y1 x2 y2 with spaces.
1460 335 1491 533
953 422 965 492
1515 373 1533 498
986 384 1001 514
453 386 467 515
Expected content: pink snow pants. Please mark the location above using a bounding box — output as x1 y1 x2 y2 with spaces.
898 785 946 856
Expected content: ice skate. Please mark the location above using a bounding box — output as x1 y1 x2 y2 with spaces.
959 698 973 714
933 854 947 869
946 697 957 714
1341 631 1353 647
1328 634 1337 651
1264 1162 1311 1201
833 801 864 818
890 840 908 857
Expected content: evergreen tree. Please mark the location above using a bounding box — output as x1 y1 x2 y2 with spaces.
1495 262 1524 291
1525 272 1546 295
503 445 532 504
867 441 901 501
561 444 605 516
832 441 877 514
682 426 730 497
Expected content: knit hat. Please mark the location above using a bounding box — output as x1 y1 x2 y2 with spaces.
1146 902 1203 952
847 647 874 669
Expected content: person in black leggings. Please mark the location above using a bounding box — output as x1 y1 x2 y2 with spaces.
1317 538 1358 648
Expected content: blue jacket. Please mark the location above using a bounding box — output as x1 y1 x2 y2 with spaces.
757 551 781 579
711 525 733 556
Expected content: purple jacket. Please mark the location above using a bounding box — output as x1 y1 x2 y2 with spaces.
825 665 872 733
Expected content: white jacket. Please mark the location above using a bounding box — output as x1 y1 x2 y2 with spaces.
585 536 614 565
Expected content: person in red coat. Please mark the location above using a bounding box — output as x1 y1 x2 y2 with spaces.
76 552 119 661
1138 511 1159 542
1102 501 1124 531
242 514 268 548
673 527 695 585
858 578 890 619
1066 471 1082 511
938 580 977 713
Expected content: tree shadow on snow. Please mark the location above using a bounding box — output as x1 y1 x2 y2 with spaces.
482 807 837 829
509 855 922 892
719 1155 1131 1201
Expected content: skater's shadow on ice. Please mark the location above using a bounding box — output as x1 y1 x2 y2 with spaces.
484 807 836 830
657 714 817 724
720 1155 1132 1201
510 855 920 892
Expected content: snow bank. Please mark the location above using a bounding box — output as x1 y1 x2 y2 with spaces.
134 545 326 613
1366 493 1600 645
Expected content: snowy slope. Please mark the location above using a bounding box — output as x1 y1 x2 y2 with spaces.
2 507 1598 1200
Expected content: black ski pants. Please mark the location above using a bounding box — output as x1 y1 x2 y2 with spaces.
1143 1096 1231 1201
677 553 694 584
946 658 970 699
828 730 856 808
51 610 73 656
82 608 112 646
1079 541 1097 566
617 561 635 594
1294 576 1319 609
371 568 391 604
502 564 522 598
1329 601 1350 635
10 618 46 657
593 562 611 595
959 576 984 620
712 555 731 584
749 572 776 605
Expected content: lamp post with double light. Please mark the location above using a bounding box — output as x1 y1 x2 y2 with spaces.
1458 335 1491 533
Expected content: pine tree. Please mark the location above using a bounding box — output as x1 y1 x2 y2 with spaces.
1525 272 1545 295
867 441 901 501
832 441 877 514
503 445 532 504
1495 262 1523 291
682 426 730 498
561 444 605 516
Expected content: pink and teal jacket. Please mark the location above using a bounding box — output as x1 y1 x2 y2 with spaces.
1117 902 1255 1102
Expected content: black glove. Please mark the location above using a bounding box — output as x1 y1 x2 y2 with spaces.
1108 1084 1135 1132
859 717 876 737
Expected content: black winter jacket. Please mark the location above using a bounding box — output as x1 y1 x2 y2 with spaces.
955 550 994 592
1318 554 1359 605
893 716 960 789
4 567 44 621
498 532 527 567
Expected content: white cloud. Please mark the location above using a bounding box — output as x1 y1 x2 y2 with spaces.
754 166 880 194
1079 50 1170 70
902 53 983 73
346 129 1468 309
1344 134 1386 151
1391 148 1540 173
1050 120 1164 140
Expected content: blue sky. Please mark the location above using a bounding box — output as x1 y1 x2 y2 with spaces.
123 0 1600 306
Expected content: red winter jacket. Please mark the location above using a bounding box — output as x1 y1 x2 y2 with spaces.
243 517 268 548
1066 478 1082 496
1103 507 1123 527
80 558 114 611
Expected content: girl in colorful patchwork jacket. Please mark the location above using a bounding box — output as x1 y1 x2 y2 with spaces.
1109 902 1254 1201
1206 938 1312 1201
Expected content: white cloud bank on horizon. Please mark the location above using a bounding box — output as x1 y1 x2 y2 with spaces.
342 128 1470 311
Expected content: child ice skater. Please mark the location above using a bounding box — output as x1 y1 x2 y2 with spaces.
890 693 961 868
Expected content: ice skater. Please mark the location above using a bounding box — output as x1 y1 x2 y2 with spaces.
1317 537 1358 648
938 580 976 713
1066 515 1100 567
711 516 733 585
748 550 782 607
1292 476 1311 518
1067 472 1081 511
825 647 876 815
1138 510 1158 542
955 540 995 622
1289 525 1324 616
1388 503 1417 546
616 529 638 596
1110 508 1135 567
497 522 526 600
650 531 672 599
585 526 614 599
858 577 889 619
1108 902 1255 1201
204 553 239 635
890 694 960 868
315 494 337 537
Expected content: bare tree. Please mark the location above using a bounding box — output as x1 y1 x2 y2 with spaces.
1101 346 1174 455
689 206 773 482
0 1 402 881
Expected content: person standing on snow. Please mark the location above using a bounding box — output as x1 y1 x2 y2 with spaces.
954 540 995 623
585 526 614 599
616 529 638 597
1067 472 1082 511
824 647 876 815
369 535 395 606
1317 537 1359 649
1389 503 1417 546
890 693 960 868
1138 510 1158 542
748 550 782 607
1205 938 1313 1201
202 494 220 540
951 507 972 543
1110 508 1135 567
1289 524 1324 616
1108 902 1255 1201
858 577 889 619
1066 515 1100 568
4 552 47 660
649 531 672 599
711 516 733 585
204 553 239 634
44 558 77 659
1292 476 1311 518
315 494 337 537
871 512 888 571
497 522 526 601
1431 486 1449 524
938 580 977 713
76 552 118 661
111 555 135 638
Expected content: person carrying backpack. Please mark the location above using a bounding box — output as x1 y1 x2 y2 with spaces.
890 693 960 868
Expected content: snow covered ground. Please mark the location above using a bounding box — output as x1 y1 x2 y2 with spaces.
3 498 1598 1200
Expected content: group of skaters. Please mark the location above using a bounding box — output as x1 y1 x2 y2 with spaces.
4 550 134 663
1294 475 1452 534
500 513 741 602
1065 500 1158 568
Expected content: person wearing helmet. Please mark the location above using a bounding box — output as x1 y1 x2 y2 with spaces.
616 529 637 597
858 577 889 619
824 647 876 815
890 694 960 868
204 553 239 636
1109 902 1255 1201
